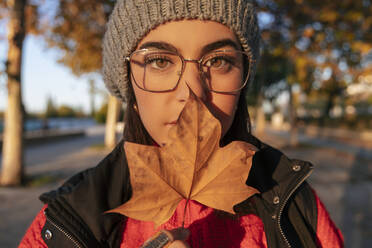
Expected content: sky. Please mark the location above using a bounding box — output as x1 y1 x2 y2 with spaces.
0 35 106 115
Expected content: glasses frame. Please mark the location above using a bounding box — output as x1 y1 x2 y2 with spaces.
125 48 254 93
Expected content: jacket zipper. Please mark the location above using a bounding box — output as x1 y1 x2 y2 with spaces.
44 210 84 248
277 165 313 248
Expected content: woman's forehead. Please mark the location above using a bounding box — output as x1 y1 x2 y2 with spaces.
136 19 241 55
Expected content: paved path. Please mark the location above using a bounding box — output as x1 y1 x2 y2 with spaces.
265 127 372 160
0 126 371 247
0 127 110 247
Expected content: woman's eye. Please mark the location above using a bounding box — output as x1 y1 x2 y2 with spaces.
211 58 223 67
205 57 229 69
154 59 169 68
145 57 172 69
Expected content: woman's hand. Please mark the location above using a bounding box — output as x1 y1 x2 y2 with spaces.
140 227 190 248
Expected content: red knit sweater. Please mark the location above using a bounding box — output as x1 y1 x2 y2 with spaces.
19 189 343 248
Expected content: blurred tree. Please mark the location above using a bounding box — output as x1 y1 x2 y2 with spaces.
43 0 114 75
105 95 121 148
275 0 370 116
45 96 58 117
94 101 107 124
57 104 76 117
0 0 27 186
250 8 292 136
43 0 121 148
255 0 372 145
0 0 43 185
74 106 86 118
88 78 96 117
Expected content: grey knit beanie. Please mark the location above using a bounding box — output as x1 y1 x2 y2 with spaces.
103 0 260 101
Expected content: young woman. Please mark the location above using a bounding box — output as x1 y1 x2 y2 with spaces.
19 0 343 247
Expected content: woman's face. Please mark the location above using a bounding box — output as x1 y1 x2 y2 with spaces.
131 20 242 146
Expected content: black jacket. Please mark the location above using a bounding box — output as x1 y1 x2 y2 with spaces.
39 137 318 248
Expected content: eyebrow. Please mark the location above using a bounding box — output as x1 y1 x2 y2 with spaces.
138 39 240 55
201 39 240 54
139 42 178 52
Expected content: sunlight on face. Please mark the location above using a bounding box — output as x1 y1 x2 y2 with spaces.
131 20 243 146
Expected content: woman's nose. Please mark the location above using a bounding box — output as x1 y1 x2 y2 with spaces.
176 61 208 101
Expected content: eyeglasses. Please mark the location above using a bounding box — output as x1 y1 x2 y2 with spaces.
125 49 254 93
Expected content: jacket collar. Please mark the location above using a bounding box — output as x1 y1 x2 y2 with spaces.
40 136 313 246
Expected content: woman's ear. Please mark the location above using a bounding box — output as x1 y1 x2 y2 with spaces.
133 103 138 113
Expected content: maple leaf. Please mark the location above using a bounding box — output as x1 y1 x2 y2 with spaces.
108 94 259 227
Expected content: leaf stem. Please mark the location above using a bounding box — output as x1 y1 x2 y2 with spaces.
181 198 190 228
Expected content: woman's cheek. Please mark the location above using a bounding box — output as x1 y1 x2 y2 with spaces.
136 99 171 145
209 93 240 136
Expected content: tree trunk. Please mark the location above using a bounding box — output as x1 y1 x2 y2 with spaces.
319 89 336 127
89 79 96 117
1 0 26 186
104 95 121 149
255 49 266 136
255 93 266 135
288 84 299 147
319 79 339 127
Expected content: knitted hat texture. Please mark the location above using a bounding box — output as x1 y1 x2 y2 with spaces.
103 0 260 100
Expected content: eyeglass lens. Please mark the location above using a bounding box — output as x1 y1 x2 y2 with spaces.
130 50 250 93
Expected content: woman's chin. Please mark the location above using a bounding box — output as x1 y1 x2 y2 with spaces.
153 136 169 147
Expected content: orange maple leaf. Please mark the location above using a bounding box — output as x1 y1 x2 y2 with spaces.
108 94 259 227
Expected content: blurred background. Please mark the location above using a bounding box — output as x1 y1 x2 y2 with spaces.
0 0 371 247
